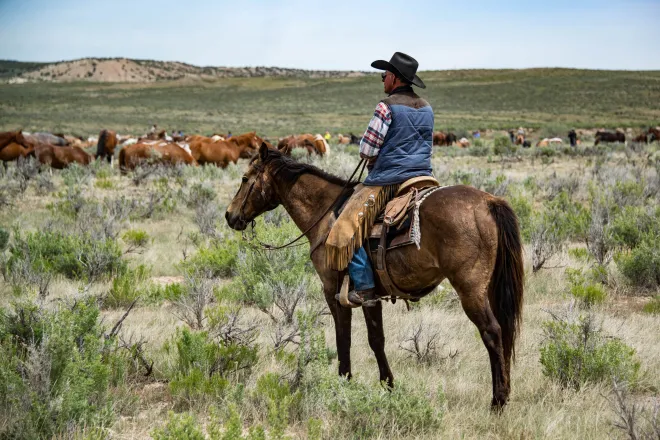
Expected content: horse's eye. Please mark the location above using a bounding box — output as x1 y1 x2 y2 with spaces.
242 176 248 183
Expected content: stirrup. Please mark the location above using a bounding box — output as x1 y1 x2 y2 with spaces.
336 275 360 308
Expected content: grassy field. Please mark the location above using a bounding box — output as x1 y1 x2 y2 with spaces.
1 68 659 136
0 139 659 439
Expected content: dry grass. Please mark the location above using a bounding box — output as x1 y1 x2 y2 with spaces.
1 144 659 439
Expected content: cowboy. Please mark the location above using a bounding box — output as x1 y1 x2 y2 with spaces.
324 130 332 142
568 129 577 147
326 52 433 307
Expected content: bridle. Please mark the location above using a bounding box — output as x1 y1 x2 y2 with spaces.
237 157 367 251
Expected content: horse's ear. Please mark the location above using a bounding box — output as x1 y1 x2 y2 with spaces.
259 142 270 160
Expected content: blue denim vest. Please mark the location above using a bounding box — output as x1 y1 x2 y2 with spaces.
363 89 434 186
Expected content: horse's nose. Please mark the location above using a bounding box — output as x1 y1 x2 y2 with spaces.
225 210 246 230
225 210 235 227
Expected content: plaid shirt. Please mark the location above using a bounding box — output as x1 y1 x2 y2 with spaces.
359 101 392 159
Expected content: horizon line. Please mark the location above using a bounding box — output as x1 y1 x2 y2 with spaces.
3 57 660 73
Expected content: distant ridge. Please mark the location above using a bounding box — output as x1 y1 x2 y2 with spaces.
0 57 369 83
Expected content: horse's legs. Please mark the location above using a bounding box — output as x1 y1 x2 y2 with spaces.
362 302 394 387
455 282 510 409
324 290 352 379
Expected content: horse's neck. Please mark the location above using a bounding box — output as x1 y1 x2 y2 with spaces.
0 133 15 149
276 174 344 240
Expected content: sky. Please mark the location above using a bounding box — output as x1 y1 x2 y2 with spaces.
1 0 659 70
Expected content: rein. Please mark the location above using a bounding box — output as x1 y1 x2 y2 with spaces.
241 158 367 252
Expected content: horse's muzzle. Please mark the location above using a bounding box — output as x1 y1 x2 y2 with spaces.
225 210 248 231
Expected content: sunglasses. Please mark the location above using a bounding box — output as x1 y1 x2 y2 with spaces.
381 71 388 81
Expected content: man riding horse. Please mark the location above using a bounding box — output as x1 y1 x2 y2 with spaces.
325 52 434 307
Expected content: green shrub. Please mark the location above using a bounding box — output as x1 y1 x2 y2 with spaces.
253 373 301 438
103 265 151 309
222 218 318 319
164 327 258 408
185 183 217 209
146 282 185 303
94 178 114 189
207 405 267 440
152 412 205 440
568 247 590 261
122 228 151 253
616 234 660 289
642 295 660 314
565 268 607 307
468 144 490 157
508 195 533 241
535 147 557 158
493 135 516 156
539 314 640 390
0 226 9 252
294 310 442 438
545 190 590 240
7 229 125 282
0 297 122 438
609 206 660 250
181 238 240 278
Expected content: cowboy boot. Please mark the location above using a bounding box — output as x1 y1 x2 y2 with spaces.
347 288 378 307
335 276 378 308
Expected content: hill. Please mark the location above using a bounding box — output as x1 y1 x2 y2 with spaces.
0 67 658 136
0 58 367 83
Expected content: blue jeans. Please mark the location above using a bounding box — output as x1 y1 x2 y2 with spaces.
348 247 375 291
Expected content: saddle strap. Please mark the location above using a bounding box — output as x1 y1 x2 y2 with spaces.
375 224 415 299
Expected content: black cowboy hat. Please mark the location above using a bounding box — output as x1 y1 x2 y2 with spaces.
371 52 425 89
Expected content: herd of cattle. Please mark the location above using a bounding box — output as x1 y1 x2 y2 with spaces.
0 127 658 172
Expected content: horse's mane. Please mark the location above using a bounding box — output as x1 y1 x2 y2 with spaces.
97 129 108 156
259 148 355 188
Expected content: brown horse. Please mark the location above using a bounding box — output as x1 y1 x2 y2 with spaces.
32 143 93 169
432 131 446 146
0 131 35 166
278 134 327 156
225 145 524 409
633 133 648 144
648 127 660 143
96 129 118 163
191 132 262 167
594 131 625 145
0 130 30 151
188 132 261 164
118 141 197 172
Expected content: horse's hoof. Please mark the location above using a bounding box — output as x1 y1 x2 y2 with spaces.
490 397 507 413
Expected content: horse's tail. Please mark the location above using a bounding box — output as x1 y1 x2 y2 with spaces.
118 146 127 174
97 129 107 158
487 198 524 364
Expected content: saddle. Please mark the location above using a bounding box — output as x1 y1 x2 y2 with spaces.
367 180 440 301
